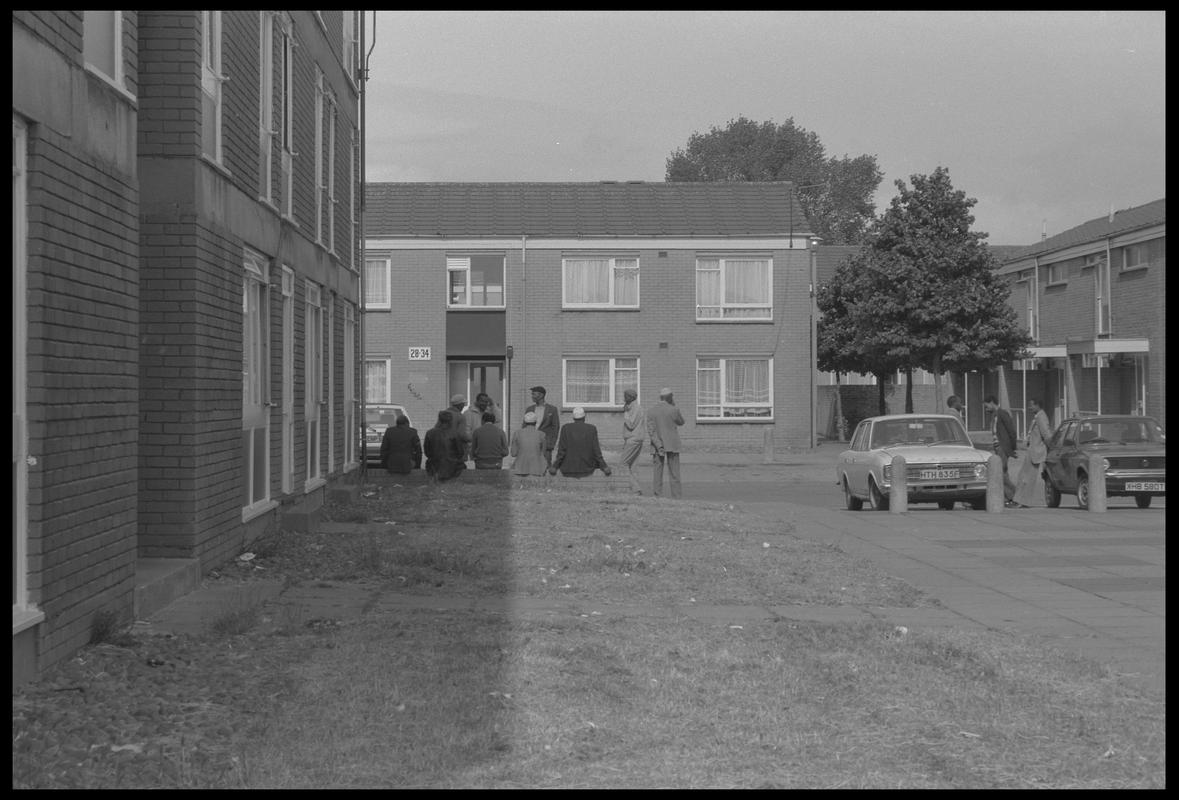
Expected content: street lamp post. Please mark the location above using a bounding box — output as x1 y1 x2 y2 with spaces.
809 235 823 449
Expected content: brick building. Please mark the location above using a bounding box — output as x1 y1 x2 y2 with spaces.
966 199 1165 436
362 182 817 453
13 11 363 685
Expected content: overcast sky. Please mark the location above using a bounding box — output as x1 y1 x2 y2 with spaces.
362 10 1165 245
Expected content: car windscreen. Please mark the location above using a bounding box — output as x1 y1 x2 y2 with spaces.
1078 418 1165 445
871 418 971 449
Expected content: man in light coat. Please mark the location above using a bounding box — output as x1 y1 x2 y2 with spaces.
646 387 685 498
618 388 646 494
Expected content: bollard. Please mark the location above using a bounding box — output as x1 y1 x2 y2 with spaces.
1087 453 1107 512
889 454 908 513
986 453 1005 513
762 428 774 464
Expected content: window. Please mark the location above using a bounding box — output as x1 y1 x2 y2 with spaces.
259 12 275 202
563 257 639 308
365 358 390 404
315 69 325 243
280 267 295 494
278 14 295 218
14 114 38 629
343 305 356 465
305 282 324 485
447 255 505 308
696 257 772 320
696 357 773 420
349 128 358 269
83 10 122 87
1045 261 1067 285
364 258 390 309
1095 254 1111 336
200 11 224 163
315 71 338 248
243 250 271 512
343 11 360 86
1121 241 1161 271
562 357 638 407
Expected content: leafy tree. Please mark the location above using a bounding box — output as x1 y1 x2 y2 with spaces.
665 116 882 245
817 167 1032 415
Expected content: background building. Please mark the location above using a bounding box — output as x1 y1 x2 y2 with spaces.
13 10 363 685
363 182 817 452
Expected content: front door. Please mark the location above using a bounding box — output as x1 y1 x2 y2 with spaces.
449 360 505 413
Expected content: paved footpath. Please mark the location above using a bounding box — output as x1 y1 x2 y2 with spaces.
143 447 1165 695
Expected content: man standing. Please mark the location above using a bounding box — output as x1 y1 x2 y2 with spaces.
619 388 646 494
549 407 611 478
525 385 560 468
444 393 472 456
470 411 509 470
946 395 966 423
984 393 1018 507
647 387 685 498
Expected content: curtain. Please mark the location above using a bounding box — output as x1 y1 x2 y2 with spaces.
725 259 770 318
696 260 721 317
566 260 610 304
614 259 639 306
566 360 610 404
725 359 769 404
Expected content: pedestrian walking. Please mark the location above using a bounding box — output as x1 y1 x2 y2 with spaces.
510 411 548 477
647 387 685 498
470 411 509 469
379 413 421 475
525 385 561 468
549 407 611 478
423 410 466 483
983 394 1018 506
1012 398 1052 508
619 388 646 494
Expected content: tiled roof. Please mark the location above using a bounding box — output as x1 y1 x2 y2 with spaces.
1000 198 1165 264
364 182 811 238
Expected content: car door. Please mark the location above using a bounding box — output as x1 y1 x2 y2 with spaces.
1045 421 1076 492
843 420 871 495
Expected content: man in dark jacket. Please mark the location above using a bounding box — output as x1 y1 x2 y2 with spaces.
525 385 561 468
549 407 611 478
380 414 421 475
984 394 1018 506
470 411 509 469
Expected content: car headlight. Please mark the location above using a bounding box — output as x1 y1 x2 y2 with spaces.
973 463 987 480
1102 457 1110 471
882 465 892 481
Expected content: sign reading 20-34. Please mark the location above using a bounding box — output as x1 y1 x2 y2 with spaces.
408 346 431 361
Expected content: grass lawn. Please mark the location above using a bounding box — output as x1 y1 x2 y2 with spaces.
12 480 1165 788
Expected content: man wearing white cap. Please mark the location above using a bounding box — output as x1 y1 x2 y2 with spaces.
549 407 611 479
509 411 548 477
646 387 685 498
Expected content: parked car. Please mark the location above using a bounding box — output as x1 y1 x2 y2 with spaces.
1042 415 1165 509
836 413 991 511
363 405 411 466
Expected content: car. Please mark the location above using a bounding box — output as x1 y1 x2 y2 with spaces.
363 404 411 466
1041 415 1165 509
836 413 991 511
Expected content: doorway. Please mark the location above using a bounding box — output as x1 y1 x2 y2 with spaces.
449 360 506 413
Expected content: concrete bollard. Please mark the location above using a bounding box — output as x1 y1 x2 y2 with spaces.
889 454 908 513
1087 453 1107 512
762 429 774 464
986 453 1005 513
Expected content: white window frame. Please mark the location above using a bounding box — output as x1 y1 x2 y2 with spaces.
304 281 324 488
14 115 42 632
349 127 358 270
326 93 337 253
280 266 295 494
562 256 640 309
278 13 295 220
561 357 640 408
258 11 275 204
1046 261 1067 285
1095 254 1112 336
1121 242 1151 272
314 68 325 244
83 10 124 89
343 304 357 466
366 358 391 404
446 255 506 309
200 10 225 164
695 256 773 321
364 257 391 309
242 249 272 517
696 356 774 421
343 10 360 88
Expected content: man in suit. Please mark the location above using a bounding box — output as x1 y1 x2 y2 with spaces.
549 407 611 478
525 385 561 468
647 387 685 498
984 393 1018 507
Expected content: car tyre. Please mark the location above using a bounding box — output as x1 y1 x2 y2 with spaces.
1135 494 1153 509
1043 474 1062 508
868 478 890 511
969 497 987 510
1076 473 1090 510
938 500 955 510
843 478 863 511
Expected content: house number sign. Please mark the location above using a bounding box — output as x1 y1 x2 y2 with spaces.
408 346 432 361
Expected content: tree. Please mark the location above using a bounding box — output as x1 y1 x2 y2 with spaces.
665 116 882 245
817 167 1032 415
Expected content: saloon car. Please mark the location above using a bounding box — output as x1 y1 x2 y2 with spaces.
363 404 411 465
1042 415 1165 509
836 413 991 511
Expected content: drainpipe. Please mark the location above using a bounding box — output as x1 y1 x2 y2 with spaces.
358 12 375 475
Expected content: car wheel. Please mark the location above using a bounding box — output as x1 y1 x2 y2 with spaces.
868 478 890 511
843 477 863 511
1076 473 1089 510
1135 494 1153 509
938 500 955 510
1043 474 1062 508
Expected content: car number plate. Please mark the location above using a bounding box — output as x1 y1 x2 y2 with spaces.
920 469 958 480
1125 482 1164 492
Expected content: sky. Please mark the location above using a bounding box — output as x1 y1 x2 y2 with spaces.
362 10 1165 246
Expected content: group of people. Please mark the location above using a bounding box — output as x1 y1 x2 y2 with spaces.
947 393 1052 509
378 384 686 497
